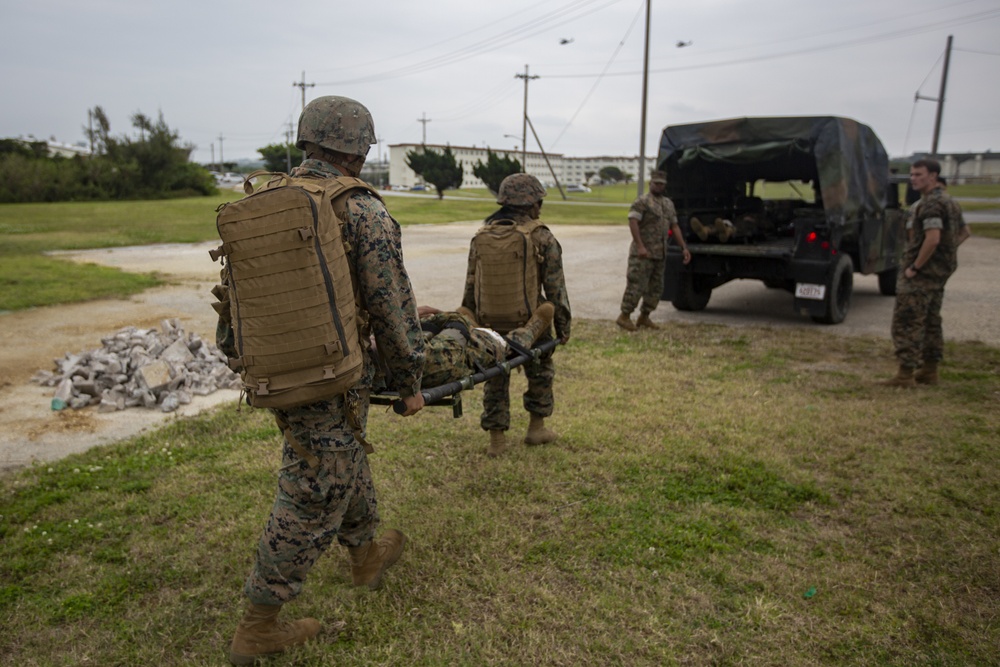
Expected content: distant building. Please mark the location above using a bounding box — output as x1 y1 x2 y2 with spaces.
44 140 91 159
388 143 658 190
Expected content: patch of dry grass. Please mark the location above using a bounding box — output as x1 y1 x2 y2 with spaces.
1 321 998 666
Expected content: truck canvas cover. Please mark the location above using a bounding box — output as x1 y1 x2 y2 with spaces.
657 116 889 229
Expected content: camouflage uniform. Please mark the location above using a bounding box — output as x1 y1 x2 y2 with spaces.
462 212 571 432
620 191 676 317
217 157 424 606
419 310 505 388
891 186 958 370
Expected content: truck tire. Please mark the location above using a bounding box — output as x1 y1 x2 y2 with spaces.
811 254 853 324
877 268 898 296
672 273 712 311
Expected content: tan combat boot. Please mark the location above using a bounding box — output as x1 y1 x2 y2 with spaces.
878 366 916 388
616 313 637 331
915 361 939 385
714 218 734 243
524 414 558 446
229 603 321 666
635 313 660 329
348 529 407 590
487 429 507 457
690 216 709 241
508 303 555 348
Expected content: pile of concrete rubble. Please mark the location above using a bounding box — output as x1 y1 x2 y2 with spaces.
31 319 241 413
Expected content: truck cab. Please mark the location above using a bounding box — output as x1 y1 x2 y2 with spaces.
659 116 906 324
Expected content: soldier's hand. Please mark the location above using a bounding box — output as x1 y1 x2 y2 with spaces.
682 248 692 265
400 392 425 416
637 246 650 259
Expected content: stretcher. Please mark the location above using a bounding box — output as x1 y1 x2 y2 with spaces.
370 338 560 417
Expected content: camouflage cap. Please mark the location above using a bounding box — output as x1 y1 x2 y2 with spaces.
295 96 376 157
650 170 667 184
497 173 547 206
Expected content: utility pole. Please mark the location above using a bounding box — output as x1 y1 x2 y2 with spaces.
636 0 652 197
292 71 315 113
932 35 953 156
417 113 431 144
87 109 93 156
915 35 953 157
515 64 539 172
218 133 224 171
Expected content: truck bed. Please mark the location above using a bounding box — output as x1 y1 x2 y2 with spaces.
684 236 796 259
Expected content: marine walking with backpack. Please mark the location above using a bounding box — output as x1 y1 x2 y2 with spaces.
461 173 572 457
212 96 425 665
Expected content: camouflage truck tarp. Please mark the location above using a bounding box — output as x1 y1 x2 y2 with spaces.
656 116 889 228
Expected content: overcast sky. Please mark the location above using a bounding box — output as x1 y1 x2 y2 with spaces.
3 0 999 166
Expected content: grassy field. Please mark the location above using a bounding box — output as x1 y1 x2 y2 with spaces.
1 183 998 312
1 320 997 665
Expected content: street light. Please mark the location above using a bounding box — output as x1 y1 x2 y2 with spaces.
503 134 520 153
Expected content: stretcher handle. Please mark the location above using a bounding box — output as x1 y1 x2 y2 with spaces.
392 339 560 415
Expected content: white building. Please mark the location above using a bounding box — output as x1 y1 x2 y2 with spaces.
388 143 658 191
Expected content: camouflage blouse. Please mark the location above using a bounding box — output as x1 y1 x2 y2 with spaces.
628 192 677 260
906 186 958 281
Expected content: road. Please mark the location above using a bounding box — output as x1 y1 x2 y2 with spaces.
1 221 997 471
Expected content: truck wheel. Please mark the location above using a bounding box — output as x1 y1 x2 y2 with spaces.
811 254 853 324
672 273 712 311
877 268 898 296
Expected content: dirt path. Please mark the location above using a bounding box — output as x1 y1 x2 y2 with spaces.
2 227 998 473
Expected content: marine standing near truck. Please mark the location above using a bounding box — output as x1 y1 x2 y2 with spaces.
616 170 691 331
881 158 959 387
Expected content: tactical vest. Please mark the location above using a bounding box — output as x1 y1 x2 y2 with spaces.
471 219 543 334
212 172 375 409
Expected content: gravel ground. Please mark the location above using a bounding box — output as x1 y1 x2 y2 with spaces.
1 222 997 472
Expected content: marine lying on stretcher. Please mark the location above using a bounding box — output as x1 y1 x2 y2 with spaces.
371 303 556 415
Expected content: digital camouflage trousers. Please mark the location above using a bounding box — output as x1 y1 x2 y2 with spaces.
481 335 555 431
244 397 378 606
620 255 665 316
890 277 947 369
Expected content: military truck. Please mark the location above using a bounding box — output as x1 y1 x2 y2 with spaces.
659 116 906 324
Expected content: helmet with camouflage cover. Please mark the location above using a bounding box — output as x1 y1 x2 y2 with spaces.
497 173 547 206
295 96 376 157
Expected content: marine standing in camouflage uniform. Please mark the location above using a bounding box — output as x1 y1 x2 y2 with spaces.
616 170 691 331
881 158 959 388
462 174 571 457
219 96 425 665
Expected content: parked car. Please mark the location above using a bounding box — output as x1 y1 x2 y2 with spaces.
658 115 905 324
565 184 591 193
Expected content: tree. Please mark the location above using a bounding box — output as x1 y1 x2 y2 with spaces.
599 166 624 183
472 149 521 194
406 145 463 199
584 170 596 183
258 142 295 173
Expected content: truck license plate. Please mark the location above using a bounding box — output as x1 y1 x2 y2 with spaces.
795 283 826 300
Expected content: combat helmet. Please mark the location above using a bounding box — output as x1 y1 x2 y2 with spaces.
497 173 547 206
295 96 376 157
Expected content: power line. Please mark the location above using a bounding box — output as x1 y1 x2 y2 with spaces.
314 0 621 86
544 8 1000 79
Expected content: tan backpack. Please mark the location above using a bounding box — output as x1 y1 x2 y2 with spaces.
471 219 544 334
212 172 375 409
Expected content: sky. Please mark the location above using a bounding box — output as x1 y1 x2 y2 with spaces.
2 0 999 166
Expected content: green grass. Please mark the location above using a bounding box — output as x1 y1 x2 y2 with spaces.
2 321 998 666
